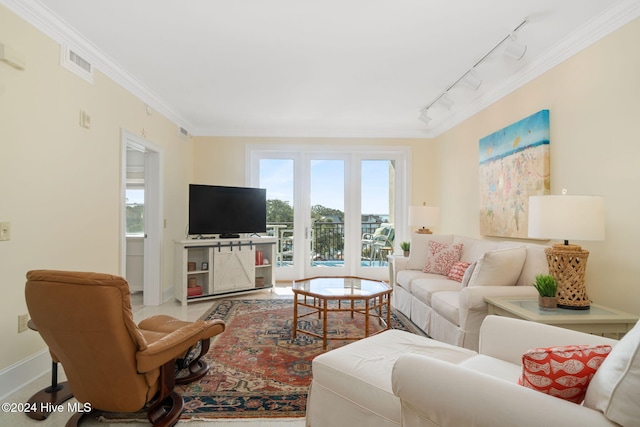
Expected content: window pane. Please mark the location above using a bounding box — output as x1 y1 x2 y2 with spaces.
126 189 144 235
310 160 344 267
361 160 395 267
259 159 294 267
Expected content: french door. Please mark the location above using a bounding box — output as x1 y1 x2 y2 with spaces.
248 146 408 282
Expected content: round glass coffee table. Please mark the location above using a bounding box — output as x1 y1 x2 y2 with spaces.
292 276 392 349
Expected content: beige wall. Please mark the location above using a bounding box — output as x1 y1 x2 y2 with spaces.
192 136 439 221
0 6 193 370
435 17 640 315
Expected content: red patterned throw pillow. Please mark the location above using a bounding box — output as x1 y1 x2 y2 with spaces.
423 241 463 275
447 261 471 282
519 345 612 403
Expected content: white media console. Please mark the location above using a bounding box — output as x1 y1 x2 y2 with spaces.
174 236 276 305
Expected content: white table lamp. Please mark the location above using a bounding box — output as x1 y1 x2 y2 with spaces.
408 204 440 234
528 194 605 309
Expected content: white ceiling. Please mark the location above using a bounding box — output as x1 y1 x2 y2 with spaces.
5 0 640 137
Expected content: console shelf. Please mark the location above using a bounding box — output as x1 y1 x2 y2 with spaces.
174 237 276 306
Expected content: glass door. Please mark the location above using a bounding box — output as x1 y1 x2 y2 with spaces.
359 159 395 270
259 158 296 280
305 157 347 277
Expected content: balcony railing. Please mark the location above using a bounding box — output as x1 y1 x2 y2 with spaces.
267 221 386 265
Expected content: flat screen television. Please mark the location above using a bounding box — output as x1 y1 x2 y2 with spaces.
188 184 267 238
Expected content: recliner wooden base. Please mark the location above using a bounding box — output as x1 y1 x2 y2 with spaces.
65 360 184 427
175 339 211 385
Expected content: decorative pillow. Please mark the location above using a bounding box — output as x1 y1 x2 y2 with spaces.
407 234 454 270
467 246 526 287
584 320 640 426
447 261 471 282
422 241 463 275
519 345 612 403
461 261 476 287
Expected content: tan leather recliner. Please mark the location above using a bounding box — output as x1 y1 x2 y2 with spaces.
25 270 225 426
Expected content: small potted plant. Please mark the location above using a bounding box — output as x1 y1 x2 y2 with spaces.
533 274 557 310
400 241 410 257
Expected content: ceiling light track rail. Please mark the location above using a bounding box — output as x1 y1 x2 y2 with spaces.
419 19 528 125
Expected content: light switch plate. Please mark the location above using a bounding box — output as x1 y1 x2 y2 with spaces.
79 110 91 129
0 222 10 241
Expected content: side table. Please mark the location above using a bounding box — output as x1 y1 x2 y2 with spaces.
484 297 639 338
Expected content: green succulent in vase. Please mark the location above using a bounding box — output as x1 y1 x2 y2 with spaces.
400 241 410 256
534 274 558 310
533 274 557 297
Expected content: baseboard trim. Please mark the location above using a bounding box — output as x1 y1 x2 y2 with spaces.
0 348 51 401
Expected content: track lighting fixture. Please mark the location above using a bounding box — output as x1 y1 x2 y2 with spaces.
418 19 528 127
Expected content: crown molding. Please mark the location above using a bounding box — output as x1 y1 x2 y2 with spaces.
1 0 195 133
3 0 639 139
190 124 434 139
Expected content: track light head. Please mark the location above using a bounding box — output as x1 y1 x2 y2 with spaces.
419 110 432 125
437 94 454 110
503 39 527 60
459 70 482 91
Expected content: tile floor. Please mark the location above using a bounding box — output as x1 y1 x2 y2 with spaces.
1 284 305 426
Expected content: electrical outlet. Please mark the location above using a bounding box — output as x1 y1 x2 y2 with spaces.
0 222 10 241
18 313 29 333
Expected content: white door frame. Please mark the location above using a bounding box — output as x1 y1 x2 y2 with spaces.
120 130 164 306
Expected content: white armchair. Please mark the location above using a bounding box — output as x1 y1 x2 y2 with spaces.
392 316 636 427
307 315 639 427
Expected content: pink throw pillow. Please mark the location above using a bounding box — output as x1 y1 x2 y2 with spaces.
519 344 612 403
423 241 463 275
447 261 471 282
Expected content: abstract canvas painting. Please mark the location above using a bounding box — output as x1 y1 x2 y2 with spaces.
479 110 550 238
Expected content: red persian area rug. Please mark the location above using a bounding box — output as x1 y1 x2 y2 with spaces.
102 298 422 421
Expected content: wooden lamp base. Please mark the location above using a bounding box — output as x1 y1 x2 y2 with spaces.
545 245 591 310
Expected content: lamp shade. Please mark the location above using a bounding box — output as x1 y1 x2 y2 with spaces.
408 206 440 228
528 195 605 242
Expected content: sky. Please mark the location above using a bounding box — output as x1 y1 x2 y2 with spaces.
260 158 391 215
126 188 144 204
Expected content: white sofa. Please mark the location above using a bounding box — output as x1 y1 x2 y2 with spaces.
306 315 640 427
390 233 548 350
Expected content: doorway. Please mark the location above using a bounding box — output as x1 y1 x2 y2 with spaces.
120 130 164 306
248 145 409 281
